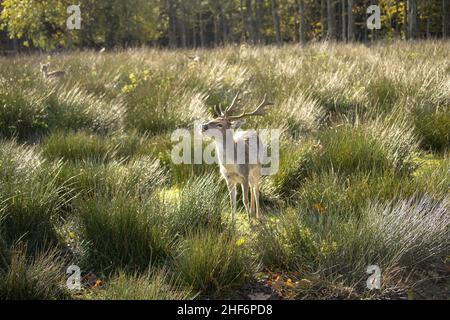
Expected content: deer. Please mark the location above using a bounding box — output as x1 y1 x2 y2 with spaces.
186 54 201 62
40 63 66 80
201 93 273 223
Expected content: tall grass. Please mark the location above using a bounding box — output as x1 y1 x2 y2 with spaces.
0 141 71 252
78 195 172 272
174 231 255 297
0 246 69 300
0 41 448 300
98 269 191 300
256 195 450 296
166 174 226 235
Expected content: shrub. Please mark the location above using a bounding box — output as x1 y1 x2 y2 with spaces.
413 106 450 152
277 120 418 199
78 195 172 271
0 141 69 252
174 231 254 297
0 85 50 140
0 140 43 181
413 155 450 199
98 269 191 300
0 246 69 300
42 130 151 163
271 140 312 198
310 126 392 176
257 195 450 294
47 86 125 134
42 131 111 163
167 174 226 235
56 156 167 200
274 93 325 138
296 171 422 218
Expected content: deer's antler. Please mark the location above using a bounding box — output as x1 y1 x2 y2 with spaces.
227 94 273 120
214 104 223 117
223 92 242 117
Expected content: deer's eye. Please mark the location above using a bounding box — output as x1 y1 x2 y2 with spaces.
216 124 223 128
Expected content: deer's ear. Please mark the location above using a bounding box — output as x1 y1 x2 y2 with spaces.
231 119 245 129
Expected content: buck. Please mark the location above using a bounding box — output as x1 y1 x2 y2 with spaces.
40 63 66 80
201 93 273 222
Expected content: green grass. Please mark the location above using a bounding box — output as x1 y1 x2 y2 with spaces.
167 174 226 236
97 269 192 300
0 246 70 300
78 195 172 272
174 231 255 297
0 41 449 300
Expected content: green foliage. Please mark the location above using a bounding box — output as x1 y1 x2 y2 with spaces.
174 231 254 297
0 0 163 50
55 157 167 201
257 195 450 291
0 0 77 50
0 246 69 300
0 42 448 300
1 0 446 50
78 195 172 272
413 106 450 152
98 269 191 300
0 84 50 140
167 174 226 236
42 131 112 163
41 130 149 163
0 141 69 252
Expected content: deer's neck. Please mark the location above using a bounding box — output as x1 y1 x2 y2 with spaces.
214 132 236 166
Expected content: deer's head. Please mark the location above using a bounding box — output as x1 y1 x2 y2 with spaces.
40 63 50 73
201 93 273 137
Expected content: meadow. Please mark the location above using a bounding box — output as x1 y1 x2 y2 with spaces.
0 41 448 300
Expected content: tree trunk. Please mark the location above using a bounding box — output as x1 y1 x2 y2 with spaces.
220 4 228 45
12 38 19 53
192 24 197 48
255 0 263 43
299 0 306 44
245 0 256 43
444 0 448 38
214 15 219 46
347 0 354 41
327 0 336 40
240 0 248 42
270 0 282 46
408 0 418 39
341 0 346 42
199 13 205 47
105 2 117 48
321 0 327 39
395 0 400 36
404 0 408 39
180 8 187 48
166 0 177 48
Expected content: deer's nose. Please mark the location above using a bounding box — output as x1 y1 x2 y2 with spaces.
201 124 208 132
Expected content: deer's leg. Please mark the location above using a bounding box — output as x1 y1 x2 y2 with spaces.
250 186 255 218
227 182 237 222
241 183 250 221
252 184 260 220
